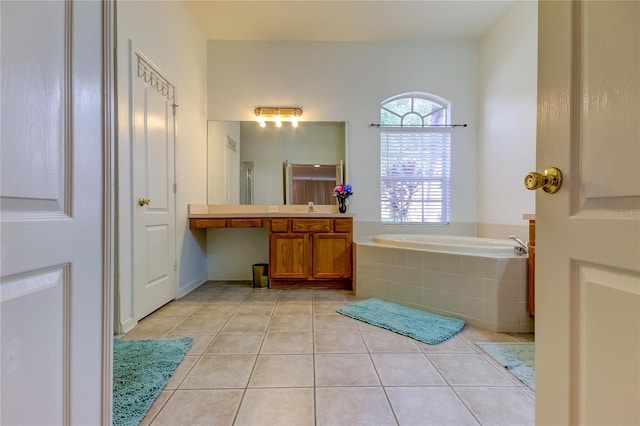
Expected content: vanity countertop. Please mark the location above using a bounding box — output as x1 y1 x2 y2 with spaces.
188 204 354 218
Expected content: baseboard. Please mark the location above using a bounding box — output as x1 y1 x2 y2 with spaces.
120 317 137 334
177 278 207 299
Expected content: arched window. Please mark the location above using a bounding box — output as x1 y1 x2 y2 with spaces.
380 93 451 223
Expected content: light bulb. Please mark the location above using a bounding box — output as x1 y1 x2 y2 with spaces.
291 116 298 127
275 115 282 127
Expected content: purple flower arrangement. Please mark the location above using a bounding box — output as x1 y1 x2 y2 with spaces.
332 183 353 200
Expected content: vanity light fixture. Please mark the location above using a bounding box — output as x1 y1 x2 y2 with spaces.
254 107 303 128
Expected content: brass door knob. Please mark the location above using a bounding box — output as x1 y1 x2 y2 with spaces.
524 167 563 193
137 197 151 206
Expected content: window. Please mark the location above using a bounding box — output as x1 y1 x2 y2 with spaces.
380 93 451 224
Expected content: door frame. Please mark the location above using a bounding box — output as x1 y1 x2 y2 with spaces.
101 0 116 423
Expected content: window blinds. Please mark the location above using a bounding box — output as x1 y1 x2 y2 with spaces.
380 130 451 223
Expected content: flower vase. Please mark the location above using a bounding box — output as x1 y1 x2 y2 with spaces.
338 198 347 213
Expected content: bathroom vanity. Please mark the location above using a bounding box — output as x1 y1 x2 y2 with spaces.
189 205 353 289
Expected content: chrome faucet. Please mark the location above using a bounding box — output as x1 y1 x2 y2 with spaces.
508 234 528 255
307 201 315 213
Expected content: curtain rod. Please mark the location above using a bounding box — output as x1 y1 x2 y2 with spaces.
369 123 467 128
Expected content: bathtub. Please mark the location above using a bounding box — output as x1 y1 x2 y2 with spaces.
354 234 534 333
372 234 523 257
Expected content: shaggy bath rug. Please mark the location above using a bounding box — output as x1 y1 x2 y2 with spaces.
113 337 193 426
476 342 535 390
336 298 465 344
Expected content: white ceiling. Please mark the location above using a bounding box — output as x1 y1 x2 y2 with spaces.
183 0 517 42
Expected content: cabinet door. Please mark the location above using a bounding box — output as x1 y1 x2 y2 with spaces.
269 233 310 279
312 233 351 279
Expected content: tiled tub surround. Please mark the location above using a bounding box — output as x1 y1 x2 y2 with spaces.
355 238 534 333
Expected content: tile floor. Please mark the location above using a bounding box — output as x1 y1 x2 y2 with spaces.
123 281 535 426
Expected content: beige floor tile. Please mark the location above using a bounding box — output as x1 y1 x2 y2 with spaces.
454 386 535 426
153 303 201 317
268 314 313 331
221 314 270 333
476 352 528 386
428 354 515 386
172 316 228 333
372 353 447 386
360 329 422 353
244 292 280 302
234 302 275 315
134 316 186 333
314 330 367 353
139 389 172 426
417 335 477 353
458 325 517 344
313 302 349 314
507 332 535 342
273 302 312 315
122 286 536 425
278 290 312 301
178 292 215 302
235 388 315 426
192 303 238 317
205 332 264 354
355 320 384 331
179 354 256 389
315 353 380 386
209 292 248 302
260 330 314 354
248 354 314 387
164 355 198 389
151 389 243 426
345 294 364 302
386 387 479 426
122 331 169 340
520 385 536 400
315 387 397 426
314 313 358 330
166 332 216 356
313 291 349 302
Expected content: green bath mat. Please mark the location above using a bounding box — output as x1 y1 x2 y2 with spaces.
476 342 535 390
113 337 193 426
336 298 465 344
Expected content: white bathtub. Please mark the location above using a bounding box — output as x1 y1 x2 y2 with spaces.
372 234 523 257
355 234 534 333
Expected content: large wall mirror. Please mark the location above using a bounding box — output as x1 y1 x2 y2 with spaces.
208 121 346 205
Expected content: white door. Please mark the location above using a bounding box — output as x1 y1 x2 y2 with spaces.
132 53 176 321
536 1 640 424
0 1 109 424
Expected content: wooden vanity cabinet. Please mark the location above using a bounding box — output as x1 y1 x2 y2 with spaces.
269 217 352 289
312 233 352 279
269 233 310 279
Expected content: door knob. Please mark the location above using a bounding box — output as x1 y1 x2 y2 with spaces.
524 167 563 193
137 197 151 206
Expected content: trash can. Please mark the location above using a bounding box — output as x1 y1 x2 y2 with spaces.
252 263 269 288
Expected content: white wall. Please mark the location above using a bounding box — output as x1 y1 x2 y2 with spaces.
206 40 478 279
208 40 479 239
116 1 208 331
477 1 537 237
